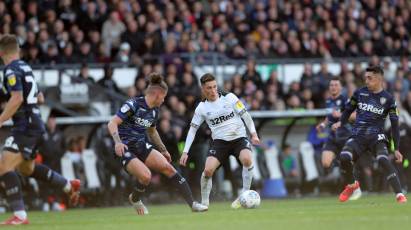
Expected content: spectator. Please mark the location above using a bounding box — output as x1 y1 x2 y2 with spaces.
72 63 95 84
241 58 263 90
102 11 126 57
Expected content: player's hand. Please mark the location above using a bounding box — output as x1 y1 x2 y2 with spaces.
331 121 341 131
251 133 260 145
332 110 341 118
162 151 172 162
316 122 326 132
394 150 403 163
114 142 128 157
179 152 189 166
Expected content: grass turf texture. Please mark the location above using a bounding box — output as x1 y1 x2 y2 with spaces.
0 194 409 230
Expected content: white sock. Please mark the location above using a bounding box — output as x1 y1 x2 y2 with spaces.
63 181 71 193
201 172 212 205
14 210 27 220
242 165 254 193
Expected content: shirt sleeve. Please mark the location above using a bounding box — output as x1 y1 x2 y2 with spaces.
4 68 23 92
340 90 358 125
388 98 400 150
227 93 246 115
116 99 137 120
190 105 205 128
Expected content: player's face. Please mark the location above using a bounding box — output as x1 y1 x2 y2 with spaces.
365 72 382 91
202 80 218 101
329 80 341 96
154 90 167 106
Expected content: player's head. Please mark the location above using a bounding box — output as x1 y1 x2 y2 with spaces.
365 65 384 91
329 77 342 97
146 72 168 107
200 73 218 101
0 34 20 62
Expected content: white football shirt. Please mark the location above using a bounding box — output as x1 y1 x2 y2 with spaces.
191 92 247 141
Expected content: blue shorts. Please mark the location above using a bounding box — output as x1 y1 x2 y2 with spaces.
118 140 154 170
3 133 44 160
341 133 389 161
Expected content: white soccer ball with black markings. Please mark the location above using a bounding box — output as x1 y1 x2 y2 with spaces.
239 190 261 208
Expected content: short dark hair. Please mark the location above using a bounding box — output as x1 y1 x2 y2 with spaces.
200 73 215 85
329 76 341 83
365 65 384 76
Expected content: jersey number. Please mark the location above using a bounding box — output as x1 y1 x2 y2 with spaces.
25 76 38 104
377 134 386 141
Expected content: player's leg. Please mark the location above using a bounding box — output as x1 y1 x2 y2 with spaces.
201 156 221 206
145 149 207 211
17 160 80 206
321 150 335 169
0 150 28 225
374 142 407 203
338 138 361 202
125 157 151 215
238 148 254 192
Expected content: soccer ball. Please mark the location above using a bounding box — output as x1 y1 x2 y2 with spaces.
239 190 261 208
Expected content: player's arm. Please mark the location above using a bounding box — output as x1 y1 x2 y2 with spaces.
107 115 128 157
37 91 45 104
107 100 135 156
180 107 204 166
230 93 260 145
389 101 403 163
146 127 166 153
0 91 23 127
332 91 358 130
316 117 328 132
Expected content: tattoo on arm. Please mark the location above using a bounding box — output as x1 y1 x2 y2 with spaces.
112 132 122 143
147 128 167 152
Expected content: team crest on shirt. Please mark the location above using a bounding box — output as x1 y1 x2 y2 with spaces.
380 97 386 105
7 75 16 86
120 104 130 113
336 100 341 106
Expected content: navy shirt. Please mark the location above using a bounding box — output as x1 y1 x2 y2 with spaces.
116 97 159 144
325 94 351 138
341 87 399 149
2 60 45 135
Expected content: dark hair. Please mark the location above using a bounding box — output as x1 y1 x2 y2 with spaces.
200 73 215 85
365 65 384 76
147 72 168 91
329 76 341 84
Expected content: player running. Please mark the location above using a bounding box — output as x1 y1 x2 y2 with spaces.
316 77 361 200
107 73 207 215
179 73 260 209
0 34 80 225
332 66 407 203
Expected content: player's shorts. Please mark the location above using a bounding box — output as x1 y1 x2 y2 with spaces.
342 133 389 161
323 129 351 154
323 136 346 154
3 133 44 160
119 140 154 170
207 137 252 163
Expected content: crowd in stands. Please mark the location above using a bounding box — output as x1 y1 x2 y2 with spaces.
0 0 410 65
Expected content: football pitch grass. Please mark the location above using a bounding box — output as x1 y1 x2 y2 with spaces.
0 194 409 230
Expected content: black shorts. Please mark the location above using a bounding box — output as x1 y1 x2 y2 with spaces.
207 137 252 163
342 133 389 161
3 133 44 160
119 140 154 170
323 136 346 154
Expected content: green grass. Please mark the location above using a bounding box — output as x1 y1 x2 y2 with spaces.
0 194 409 230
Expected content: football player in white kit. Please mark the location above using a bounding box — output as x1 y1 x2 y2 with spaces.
179 73 260 209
